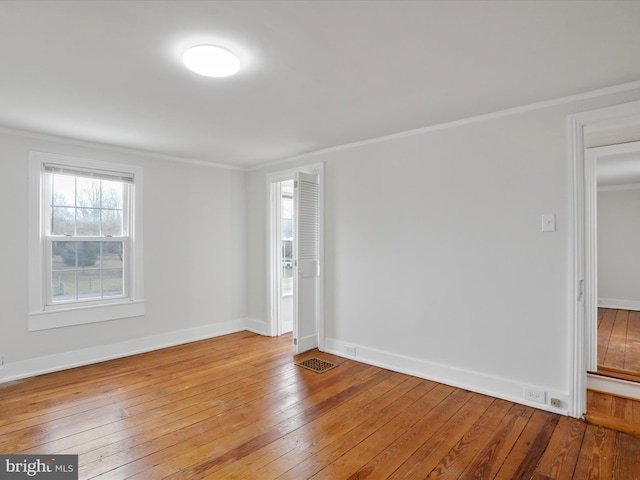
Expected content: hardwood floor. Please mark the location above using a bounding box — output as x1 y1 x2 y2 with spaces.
597 308 640 381
585 390 640 436
1 331 640 479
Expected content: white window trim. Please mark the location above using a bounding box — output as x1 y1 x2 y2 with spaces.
28 151 144 331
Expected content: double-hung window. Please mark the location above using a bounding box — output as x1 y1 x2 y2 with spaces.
28 152 144 331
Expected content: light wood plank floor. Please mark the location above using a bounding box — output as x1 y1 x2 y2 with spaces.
1 331 639 479
597 308 640 381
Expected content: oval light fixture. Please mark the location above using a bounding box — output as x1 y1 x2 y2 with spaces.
182 44 240 78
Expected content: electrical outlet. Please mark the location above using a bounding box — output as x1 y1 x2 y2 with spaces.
525 388 546 404
345 345 356 356
550 398 561 408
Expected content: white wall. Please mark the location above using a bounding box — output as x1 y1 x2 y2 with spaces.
246 87 640 413
598 187 640 308
0 131 246 381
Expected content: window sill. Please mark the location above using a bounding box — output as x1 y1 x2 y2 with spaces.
28 300 145 331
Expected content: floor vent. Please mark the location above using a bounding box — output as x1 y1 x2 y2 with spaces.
296 358 337 373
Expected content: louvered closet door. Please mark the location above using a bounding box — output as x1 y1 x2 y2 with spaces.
294 172 320 354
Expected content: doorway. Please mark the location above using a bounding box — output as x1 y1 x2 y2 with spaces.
267 163 324 353
274 179 294 335
568 99 640 417
587 142 640 383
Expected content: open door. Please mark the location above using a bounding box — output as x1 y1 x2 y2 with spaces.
293 171 321 353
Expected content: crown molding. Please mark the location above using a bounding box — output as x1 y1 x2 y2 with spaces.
0 125 245 171
248 79 640 171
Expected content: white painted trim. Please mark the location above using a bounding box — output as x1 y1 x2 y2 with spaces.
297 334 319 354
267 177 292 338
267 174 293 338
28 300 145 331
0 319 248 383
324 338 569 415
589 140 640 156
598 298 640 311
568 114 588 419
584 148 598 372
246 317 270 336
587 373 640 400
598 183 640 192
248 80 640 172
0 126 243 171
568 100 640 419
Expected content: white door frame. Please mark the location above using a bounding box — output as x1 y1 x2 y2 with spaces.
266 162 324 349
269 179 292 336
568 99 640 418
267 171 295 337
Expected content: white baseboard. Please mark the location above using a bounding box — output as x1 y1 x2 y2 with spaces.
587 373 640 399
246 317 271 336
324 337 570 416
0 318 247 384
297 333 318 353
598 298 640 311
282 320 293 334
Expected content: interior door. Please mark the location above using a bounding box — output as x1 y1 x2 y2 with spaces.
293 171 320 353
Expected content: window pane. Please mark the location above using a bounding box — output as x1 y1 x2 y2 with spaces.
282 239 293 279
78 241 101 267
102 181 123 209
53 241 77 269
103 268 124 296
77 208 100 235
101 242 123 297
51 175 76 207
51 206 75 235
50 241 124 303
282 218 293 239
101 209 123 236
76 177 101 208
52 270 77 301
78 269 102 299
52 241 79 270
102 241 123 263
282 196 293 219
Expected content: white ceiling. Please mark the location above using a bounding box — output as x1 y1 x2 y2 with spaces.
1 1 640 169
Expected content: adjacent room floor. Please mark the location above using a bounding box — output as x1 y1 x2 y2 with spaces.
597 307 640 382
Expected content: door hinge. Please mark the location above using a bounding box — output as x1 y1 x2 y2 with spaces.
294 180 298 188
293 338 298 345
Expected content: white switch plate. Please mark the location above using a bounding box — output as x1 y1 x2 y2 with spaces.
541 214 556 232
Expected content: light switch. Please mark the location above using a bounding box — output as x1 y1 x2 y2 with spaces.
541 214 556 232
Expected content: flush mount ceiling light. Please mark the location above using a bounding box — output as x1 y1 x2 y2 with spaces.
182 44 240 78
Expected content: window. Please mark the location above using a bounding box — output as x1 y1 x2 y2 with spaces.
28 152 144 331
